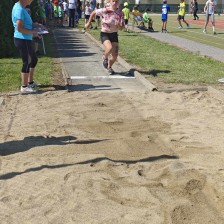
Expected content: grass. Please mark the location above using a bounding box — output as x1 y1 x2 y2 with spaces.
0 32 57 93
84 16 224 84
1 15 224 93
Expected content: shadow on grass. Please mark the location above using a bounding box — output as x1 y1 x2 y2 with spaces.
169 30 188 33
129 68 171 77
187 27 201 30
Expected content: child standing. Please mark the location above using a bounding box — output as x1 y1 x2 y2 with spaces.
94 2 101 29
203 0 216 34
58 2 64 26
122 2 130 32
62 0 68 22
177 0 190 29
161 0 170 32
54 1 59 26
85 1 93 28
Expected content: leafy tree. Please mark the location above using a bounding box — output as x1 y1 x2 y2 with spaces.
0 0 40 58
0 0 15 58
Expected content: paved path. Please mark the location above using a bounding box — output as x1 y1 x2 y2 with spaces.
53 28 155 92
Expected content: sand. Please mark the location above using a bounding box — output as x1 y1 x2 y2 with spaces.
0 86 224 223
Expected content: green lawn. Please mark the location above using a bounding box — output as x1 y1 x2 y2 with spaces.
0 33 57 93
86 16 224 84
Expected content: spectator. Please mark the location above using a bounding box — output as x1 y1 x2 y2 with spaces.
68 0 77 28
39 2 47 25
122 2 130 32
77 0 83 19
54 0 60 26
142 8 153 31
192 0 199 20
203 0 216 34
62 0 69 22
161 0 170 33
85 1 93 28
131 5 141 29
12 0 47 92
58 1 64 26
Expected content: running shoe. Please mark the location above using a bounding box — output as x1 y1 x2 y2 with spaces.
203 29 207 34
28 81 40 88
178 26 183 29
187 24 190 29
218 78 224 83
102 55 108 69
107 68 115 75
21 86 37 93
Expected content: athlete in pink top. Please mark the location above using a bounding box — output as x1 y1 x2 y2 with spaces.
85 0 124 75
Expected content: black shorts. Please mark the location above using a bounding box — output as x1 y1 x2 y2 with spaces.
85 14 90 20
96 15 100 19
100 32 118 44
124 19 129 25
177 15 185 20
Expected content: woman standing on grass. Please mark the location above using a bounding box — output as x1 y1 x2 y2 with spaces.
12 0 46 93
85 0 124 75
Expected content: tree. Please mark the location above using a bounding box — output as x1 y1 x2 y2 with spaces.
0 0 39 58
0 0 16 58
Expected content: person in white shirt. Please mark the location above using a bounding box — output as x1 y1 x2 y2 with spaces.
63 0 68 22
203 0 216 34
68 0 77 27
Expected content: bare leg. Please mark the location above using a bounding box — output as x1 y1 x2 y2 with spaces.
103 40 113 61
108 42 118 69
183 19 189 26
28 68 35 83
164 21 167 30
21 72 29 86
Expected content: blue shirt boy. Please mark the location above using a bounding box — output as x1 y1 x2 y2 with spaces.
162 2 170 21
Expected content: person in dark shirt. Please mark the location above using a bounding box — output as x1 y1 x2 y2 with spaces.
192 0 199 20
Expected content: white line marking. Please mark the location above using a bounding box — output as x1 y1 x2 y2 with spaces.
70 76 135 79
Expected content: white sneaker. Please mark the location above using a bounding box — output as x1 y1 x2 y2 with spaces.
21 86 37 93
203 29 207 34
178 26 183 29
28 81 40 88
